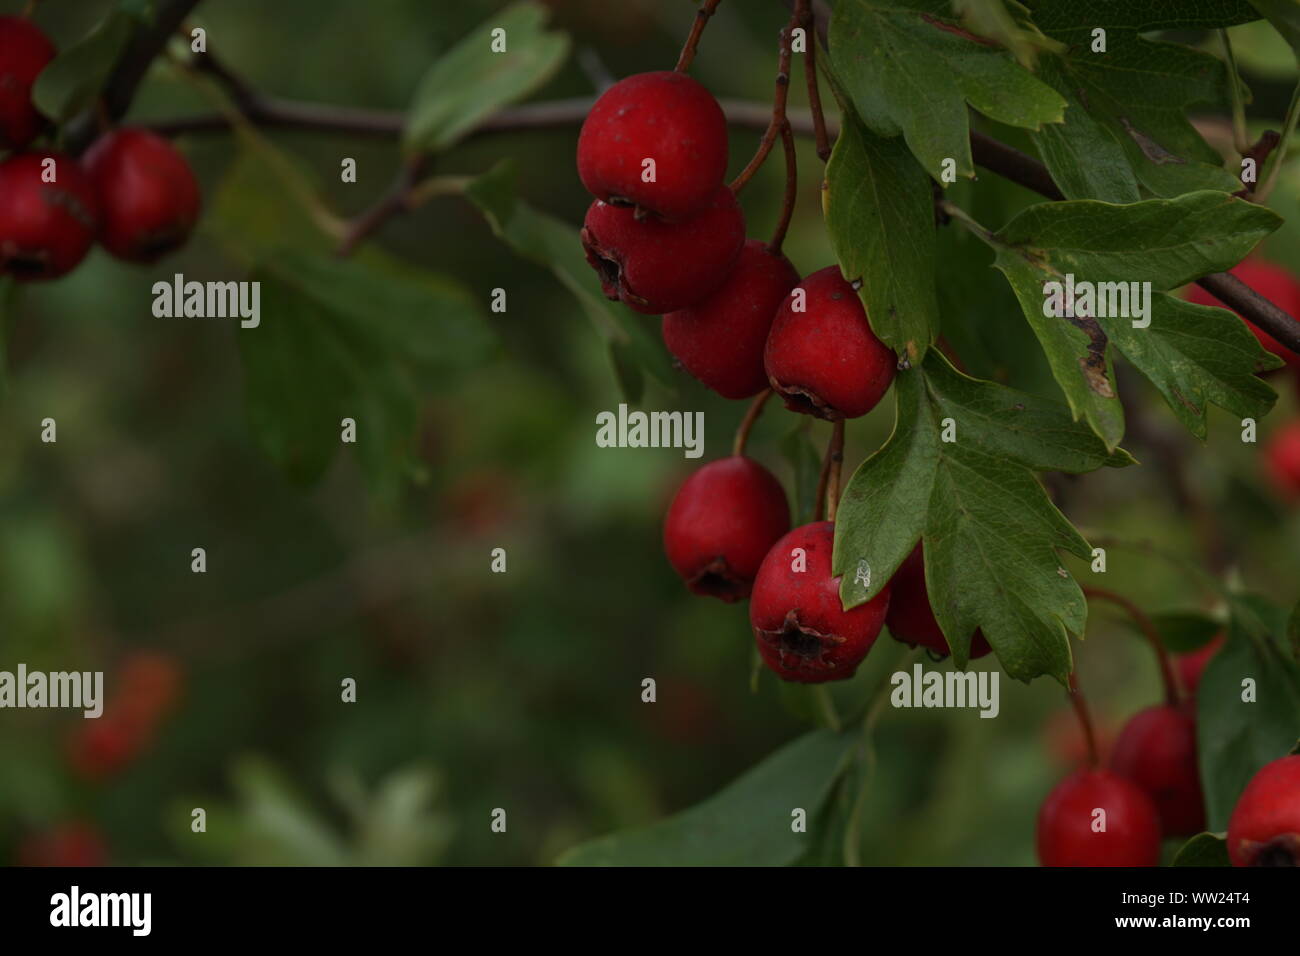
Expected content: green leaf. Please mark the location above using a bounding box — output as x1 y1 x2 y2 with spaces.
241 251 495 489
32 11 135 123
1198 594 1300 829
465 160 673 399
404 1 570 154
1029 0 1255 199
985 191 1282 445
1171 832 1231 867
556 730 853 866
1249 0 1300 60
1136 610 1223 653
828 0 1066 181
825 114 940 360
835 352 1108 679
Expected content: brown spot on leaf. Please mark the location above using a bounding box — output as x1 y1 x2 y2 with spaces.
1118 118 1186 166
920 13 998 47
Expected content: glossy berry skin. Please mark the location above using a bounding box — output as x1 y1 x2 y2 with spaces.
764 266 896 420
1264 419 1300 498
1227 755 1300 866
1185 259 1300 370
17 822 107 868
0 152 100 280
582 186 744 314
750 521 891 683
83 128 201 263
663 241 799 399
1176 633 1224 697
885 543 991 660
0 16 55 149
1110 702 1206 837
663 456 790 602
577 71 728 222
1036 768 1162 867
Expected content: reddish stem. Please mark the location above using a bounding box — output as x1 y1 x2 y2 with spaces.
768 120 798 253
1082 587 1180 706
825 418 846 523
798 0 832 163
674 0 725 74
730 15 798 193
733 388 773 457
1067 671 1101 769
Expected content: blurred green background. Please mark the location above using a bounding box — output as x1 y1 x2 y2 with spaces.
1 0 1298 866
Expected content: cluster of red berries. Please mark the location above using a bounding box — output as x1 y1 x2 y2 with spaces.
0 15 201 281
67 651 184 781
578 71 938 683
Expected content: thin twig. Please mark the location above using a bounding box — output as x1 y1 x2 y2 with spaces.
674 0 724 73
1067 671 1100 768
336 156 429 257
1219 29 1251 157
733 389 773 457
797 0 832 163
1257 79 1300 203
825 418 845 523
813 425 833 523
729 15 799 193
768 121 798 253
812 685 841 732
1082 586 1180 706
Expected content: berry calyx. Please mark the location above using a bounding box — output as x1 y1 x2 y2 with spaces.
663 455 790 602
576 71 728 222
0 16 55 150
749 520 890 683
764 265 896 420
0 152 100 280
885 543 992 660
1176 633 1224 697
83 128 202 263
1110 702 1206 837
1264 419 1300 499
582 185 744 314
1227 755 1300 866
1184 258 1300 370
1036 768 1162 866
662 240 799 399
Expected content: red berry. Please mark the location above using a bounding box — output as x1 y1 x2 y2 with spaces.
582 185 744 314
1227 755 1300 866
1036 768 1162 866
663 455 790 602
1264 419 1300 498
885 543 992 659
116 650 183 725
1184 258 1300 370
16 821 108 867
67 710 147 780
577 71 728 222
764 265 896 420
1176 632 1224 697
0 16 55 149
1110 702 1206 837
0 152 100 280
662 240 799 399
83 128 201 263
750 521 891 683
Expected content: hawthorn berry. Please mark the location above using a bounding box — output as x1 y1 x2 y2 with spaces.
67 710 148 781
0 151 100 280
663 455 790 602
1264 419 1300 498
1036 768 1161 867
764 265 896 420
1176 633 1224 697
0 15 55 149
885 543 991 660
116 650 183 726
576 71 728 222
1110 702 1206 837
83 128 202 263
662 240 799 399
749 521 891 683
1226 754 1300 866
1184 258 1300 370
582 185 744 314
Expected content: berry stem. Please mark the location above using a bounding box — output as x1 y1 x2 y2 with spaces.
812 685 841 732
1218 29 1251 158
767 120 798 254
797 0 833 163
1082 586 1180 706
729 15 799 193
732 388 773 457
674 0 725 74
1067 670 1100 768
825 418 845 523
1257 78 1300 203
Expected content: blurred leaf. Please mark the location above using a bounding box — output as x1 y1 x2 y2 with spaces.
332 765 454 867
32 12 134 123
465 160 673 399
1288 599 1300 664
1198 594 1300 829
1172 832 1231 866
1226 20 1299 77
780 422 822 526
207 149 335 259
952 0 1065 68
1135 610 1224 653
231 757 349 866
404 1 570 154
1249 0 1300 60
556 730 853 866
828 0 1065 181
0 277 16 399
825 114 939 361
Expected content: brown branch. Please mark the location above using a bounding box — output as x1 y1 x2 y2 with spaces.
733 388 773 457
769 121 798 253
729 14 800 193
335 156 428 257
1082 586 1180 706
675 0 725 73
797 0 832 162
